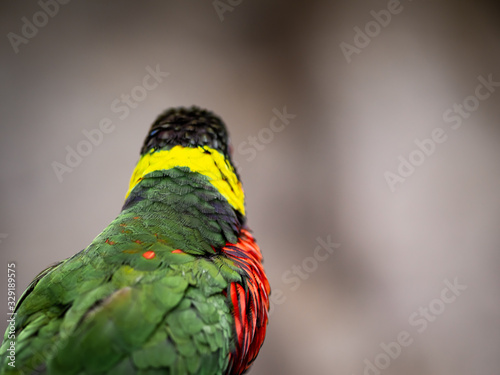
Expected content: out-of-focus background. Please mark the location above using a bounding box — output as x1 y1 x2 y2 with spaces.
1 1 500 374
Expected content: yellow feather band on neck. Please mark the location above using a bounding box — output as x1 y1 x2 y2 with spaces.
125 145 245 216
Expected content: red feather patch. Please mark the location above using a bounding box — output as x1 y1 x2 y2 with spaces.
222 229 271 375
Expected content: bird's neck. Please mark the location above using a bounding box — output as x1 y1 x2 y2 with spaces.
118 146 246 252
125 145 245 216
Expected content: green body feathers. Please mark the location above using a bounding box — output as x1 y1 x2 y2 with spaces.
2 167 240 374
0 107 270 375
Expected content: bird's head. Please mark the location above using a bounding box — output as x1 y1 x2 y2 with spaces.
140 106 233 159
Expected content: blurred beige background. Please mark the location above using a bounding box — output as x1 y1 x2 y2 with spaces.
1 1 500 374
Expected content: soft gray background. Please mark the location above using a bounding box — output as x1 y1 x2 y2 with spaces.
1 1 500 374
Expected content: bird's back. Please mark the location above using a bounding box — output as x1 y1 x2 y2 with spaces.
0 107 270 375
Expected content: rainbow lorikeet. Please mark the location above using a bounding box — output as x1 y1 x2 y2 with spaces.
0 107 271 375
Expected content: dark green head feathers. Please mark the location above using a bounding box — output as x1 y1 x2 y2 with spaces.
140 106 232 159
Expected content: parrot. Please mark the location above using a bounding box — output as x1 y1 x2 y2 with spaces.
0 107 270 375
